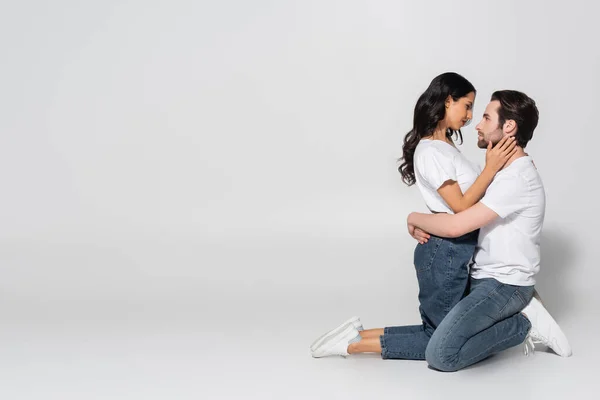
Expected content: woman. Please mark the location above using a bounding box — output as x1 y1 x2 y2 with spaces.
310 72 517 359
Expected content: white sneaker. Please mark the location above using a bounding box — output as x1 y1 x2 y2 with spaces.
522 297 572 357
311 322 361 358
309 316 363 352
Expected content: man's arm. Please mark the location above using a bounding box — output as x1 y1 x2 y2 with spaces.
407 202 499 238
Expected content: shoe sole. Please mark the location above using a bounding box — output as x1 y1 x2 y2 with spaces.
310 316 361 352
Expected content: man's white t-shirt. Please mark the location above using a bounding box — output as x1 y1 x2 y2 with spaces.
413 139 481 214
470 156 546 286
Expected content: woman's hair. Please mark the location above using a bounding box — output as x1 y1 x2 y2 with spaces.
398 72 476 186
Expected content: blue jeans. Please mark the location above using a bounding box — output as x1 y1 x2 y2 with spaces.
381 231 478 359
425 277 534 371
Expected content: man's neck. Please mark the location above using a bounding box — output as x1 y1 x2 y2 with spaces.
501 147 527 170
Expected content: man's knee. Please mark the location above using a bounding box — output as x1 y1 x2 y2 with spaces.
425 338 460 372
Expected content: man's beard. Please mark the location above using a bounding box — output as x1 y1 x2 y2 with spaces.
477 136 489 149
477 135 501 149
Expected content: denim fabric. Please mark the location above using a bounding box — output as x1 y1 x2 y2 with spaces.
425 277 534 372
381 230 478 360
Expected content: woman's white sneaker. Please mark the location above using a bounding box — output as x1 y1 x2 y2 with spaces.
311 323 361 358
309 316 363 352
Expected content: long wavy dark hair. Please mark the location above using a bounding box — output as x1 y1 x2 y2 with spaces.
398 72 476 185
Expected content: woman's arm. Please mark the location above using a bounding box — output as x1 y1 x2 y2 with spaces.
437 136 516 213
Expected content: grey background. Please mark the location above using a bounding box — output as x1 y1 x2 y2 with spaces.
0 0 597 398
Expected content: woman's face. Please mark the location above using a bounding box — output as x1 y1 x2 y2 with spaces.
445 91 475 131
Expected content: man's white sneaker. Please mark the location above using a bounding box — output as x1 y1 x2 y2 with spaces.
522 297 572 357
311 323 361 358
309 316 363 352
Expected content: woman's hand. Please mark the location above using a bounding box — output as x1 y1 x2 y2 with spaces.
484 135 517 173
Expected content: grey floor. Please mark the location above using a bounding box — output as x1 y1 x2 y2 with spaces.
0 235 594 399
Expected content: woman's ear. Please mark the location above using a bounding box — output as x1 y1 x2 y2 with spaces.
445 96 451 109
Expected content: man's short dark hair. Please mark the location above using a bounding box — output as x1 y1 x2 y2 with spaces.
491 90 539 148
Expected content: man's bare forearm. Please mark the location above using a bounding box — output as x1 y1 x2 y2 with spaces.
408 212 460 238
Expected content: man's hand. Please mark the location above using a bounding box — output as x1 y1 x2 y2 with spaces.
407 214 431 244
412 227 431 244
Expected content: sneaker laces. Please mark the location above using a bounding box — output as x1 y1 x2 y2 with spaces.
523 335 535 356
523 333 545 356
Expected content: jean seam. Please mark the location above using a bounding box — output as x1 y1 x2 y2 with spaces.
515 290 526 307
514 288 531 307
444 243 455 313
384 351 425 359
435 280 503 364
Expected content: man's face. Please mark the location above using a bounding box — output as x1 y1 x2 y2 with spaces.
475 100 504 149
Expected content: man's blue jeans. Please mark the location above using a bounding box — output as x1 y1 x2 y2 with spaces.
425 278 534 371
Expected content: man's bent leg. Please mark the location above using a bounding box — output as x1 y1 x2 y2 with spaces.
425 278 534 372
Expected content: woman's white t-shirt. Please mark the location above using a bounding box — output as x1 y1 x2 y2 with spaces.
413 139 481 214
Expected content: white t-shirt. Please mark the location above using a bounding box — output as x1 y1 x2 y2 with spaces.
414 139 481 214
470 156 546 286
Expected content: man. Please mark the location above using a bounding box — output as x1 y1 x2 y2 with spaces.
310 91 571 371
407 90 571 371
